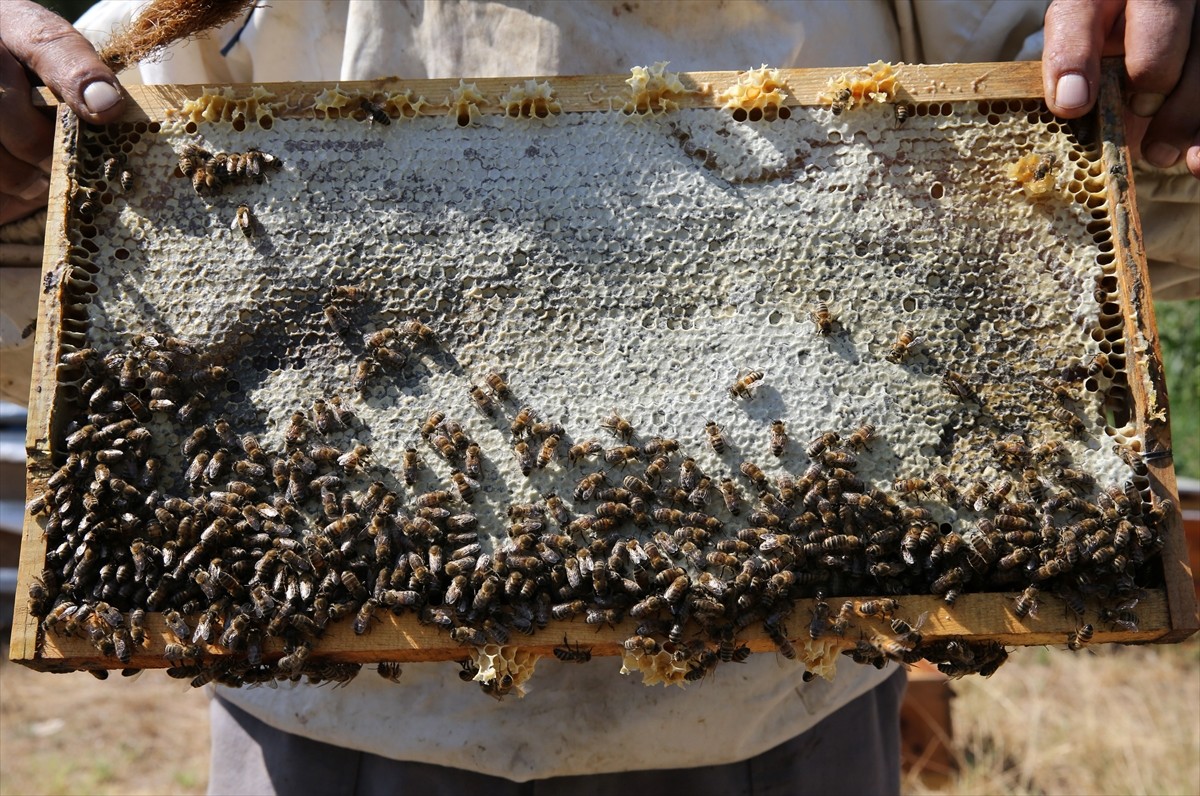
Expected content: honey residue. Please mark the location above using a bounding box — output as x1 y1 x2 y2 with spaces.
176 85 279 127
468 644 539 698
819 61 898 114
1006 152 1059 199
447 80 486 127
500 80 561 120
384 89 428 119
313 86 356 117
720 65 790 121
622 61 686 117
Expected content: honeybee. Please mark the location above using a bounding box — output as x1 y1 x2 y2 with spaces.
352 358 378 392
414 411 443 439
551 599 586 621
469 386 494 416
1032 558 1070 581
1033 152 1058 182
856 598 900 619
822 450 857 469
177 141 212 179
688 476 714 508
601 413 635 440
323 302 351 334
1056 467 1096 492
810 301 834 335
894 103 910 126
805 432 839 458
403 320 437 346
829 87 852 115
503 406 534 439
451 471 478 502
103 154 124 182
1052 406 1087 436
484 371 511 401
766 420 789 457
1067 623 1094 651
359 97 391 124
514 441 536 475
463 442 483 479
233 203 254 236
624 634 660 654
728 370 765 399
537 434 561 469
1013 585 1040 619
717 477 743 515
765 621 796 659
367 333 408 370
892 477 930 495
942 371 977 402
163 609 191 642
846 423 877 451
336 444 371 472
642 437 679 456
604 445 640 467
740 460 769 491
1113 444 1149 476
574 471 607 501
435 419 466 451
663 575 690 604
431 433 457 460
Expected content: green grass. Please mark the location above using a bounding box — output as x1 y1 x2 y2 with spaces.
1155 300 1199 479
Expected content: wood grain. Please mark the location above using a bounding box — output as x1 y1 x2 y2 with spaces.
34 61 1042 123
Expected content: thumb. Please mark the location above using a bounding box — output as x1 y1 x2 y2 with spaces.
0 0 125 124
1042 0 1125 118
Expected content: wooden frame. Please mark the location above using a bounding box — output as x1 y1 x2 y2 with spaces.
12 60 1198 673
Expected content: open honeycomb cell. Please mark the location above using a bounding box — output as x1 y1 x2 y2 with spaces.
25 73 1171 690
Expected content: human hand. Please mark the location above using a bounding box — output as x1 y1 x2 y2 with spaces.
1043 0 1200 179
0 0 126 225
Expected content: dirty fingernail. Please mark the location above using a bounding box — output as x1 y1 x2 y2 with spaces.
1130 92 1165 118
1055 74 1089 109
83 81 121 114
17 175 51 201
39 155 54 174
1144 141 1180 168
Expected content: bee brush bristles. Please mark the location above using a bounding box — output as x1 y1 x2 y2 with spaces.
99 0 258 71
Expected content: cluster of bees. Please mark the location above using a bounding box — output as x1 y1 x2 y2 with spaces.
318 285 440 395
72 150 137 221
176 143 280 195
25 299 1166 690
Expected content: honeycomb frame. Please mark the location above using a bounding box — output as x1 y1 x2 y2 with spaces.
11 61 1197 682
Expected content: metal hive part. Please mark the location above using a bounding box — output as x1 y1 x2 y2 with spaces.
24 70 1173 690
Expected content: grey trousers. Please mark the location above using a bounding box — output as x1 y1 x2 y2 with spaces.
208 668 905 796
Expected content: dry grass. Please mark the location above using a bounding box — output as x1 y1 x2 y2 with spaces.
905 635 1200 796
0 649 209 796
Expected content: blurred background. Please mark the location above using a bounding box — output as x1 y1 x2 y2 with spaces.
0 2 1196 793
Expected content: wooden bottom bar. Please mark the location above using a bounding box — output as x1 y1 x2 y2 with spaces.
14 590 1171 672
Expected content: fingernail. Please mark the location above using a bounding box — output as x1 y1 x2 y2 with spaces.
1055 73 1089 109
83 81 121 114
1144 141 1180 169
17 175 51 201
1131 92 1165 118
39 156 54 174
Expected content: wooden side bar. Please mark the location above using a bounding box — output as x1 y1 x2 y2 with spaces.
1096 62 1199 641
